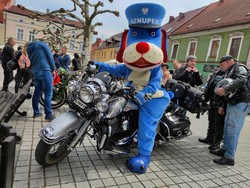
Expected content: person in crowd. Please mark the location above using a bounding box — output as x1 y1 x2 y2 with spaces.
161 63 169 72
172 55 203 87
27 40 56 122
14 42 32 93
53 49 60 69
162 70 172 86
1 37 16 92
172 59 181 71
58 46 71 70
199 65 227 151
211 55 250 166
72 53 81 71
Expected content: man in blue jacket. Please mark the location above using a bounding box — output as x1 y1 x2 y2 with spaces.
27 41 56 121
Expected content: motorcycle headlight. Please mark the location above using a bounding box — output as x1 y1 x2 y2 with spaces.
68 80 77 94
80 83 100 104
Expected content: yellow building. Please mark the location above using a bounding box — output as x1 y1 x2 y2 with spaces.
92 33 122 63
0 2 89 58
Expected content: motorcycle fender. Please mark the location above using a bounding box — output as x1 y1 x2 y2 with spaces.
38 111 85 145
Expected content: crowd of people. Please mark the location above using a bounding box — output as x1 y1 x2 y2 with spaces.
161 55 250 166
1 37 250 166
1 38 83 122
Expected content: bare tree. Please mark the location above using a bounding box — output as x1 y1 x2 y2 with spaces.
18 0 119 63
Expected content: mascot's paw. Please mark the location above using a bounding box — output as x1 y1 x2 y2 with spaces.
126 154 151 174
167 91 174 99
134 92 147 106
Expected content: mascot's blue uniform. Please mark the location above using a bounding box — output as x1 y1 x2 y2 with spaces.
95 3 173 174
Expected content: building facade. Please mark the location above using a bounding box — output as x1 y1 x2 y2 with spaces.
167 0 250 77
1 3 88 59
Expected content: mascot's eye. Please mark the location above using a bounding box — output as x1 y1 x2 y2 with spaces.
133 32 137 36
151 32 156 37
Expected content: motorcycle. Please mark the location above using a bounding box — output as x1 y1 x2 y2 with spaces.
39 68 79 109
35 65 208 166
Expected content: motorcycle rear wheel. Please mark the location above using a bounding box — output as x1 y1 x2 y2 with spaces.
35 134 74 166
39 87 67 109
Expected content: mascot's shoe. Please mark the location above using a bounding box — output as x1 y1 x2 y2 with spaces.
126 154 151 174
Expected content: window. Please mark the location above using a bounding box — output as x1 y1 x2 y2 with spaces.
17 28 24 40
189 42 196 55
72 30 76 38
229 38 241 57
227 32 244 59
31 22 35 25
69 40 74 50
206 35 222 61
79 42 83 51
110 51 113 59
171 43 179 59
209 40 220 58
29 30 35 41
19 19 23 23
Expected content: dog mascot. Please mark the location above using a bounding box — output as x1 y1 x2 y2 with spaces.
94 3 173 174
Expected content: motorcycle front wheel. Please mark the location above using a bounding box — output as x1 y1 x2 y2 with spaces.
35 134 74 166
39 87 67 109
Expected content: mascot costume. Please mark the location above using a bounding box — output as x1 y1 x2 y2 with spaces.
95 2 173 174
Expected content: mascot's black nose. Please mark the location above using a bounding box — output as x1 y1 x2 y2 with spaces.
136 42 150 54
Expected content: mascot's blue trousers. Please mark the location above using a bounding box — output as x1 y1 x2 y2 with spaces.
127 89 170 173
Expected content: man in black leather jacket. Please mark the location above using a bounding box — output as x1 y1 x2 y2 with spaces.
1 37 16 91
199 67 226 151
211 55 250 166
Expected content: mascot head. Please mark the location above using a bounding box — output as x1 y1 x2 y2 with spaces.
117 3 168 72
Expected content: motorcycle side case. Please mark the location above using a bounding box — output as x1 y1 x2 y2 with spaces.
160 111 191 138
38 111 85 144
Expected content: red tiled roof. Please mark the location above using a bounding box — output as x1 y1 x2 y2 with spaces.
162 6 206 34
4 5 82 28
170 0 250 36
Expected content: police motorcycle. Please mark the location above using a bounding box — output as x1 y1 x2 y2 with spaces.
35 63 208 166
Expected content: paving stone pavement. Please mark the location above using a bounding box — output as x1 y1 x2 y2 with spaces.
1 65 250 188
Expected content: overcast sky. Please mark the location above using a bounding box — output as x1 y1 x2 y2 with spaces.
15 0 218 40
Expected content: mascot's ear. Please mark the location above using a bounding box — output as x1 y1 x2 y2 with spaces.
161 29 168 63
116 29 128 63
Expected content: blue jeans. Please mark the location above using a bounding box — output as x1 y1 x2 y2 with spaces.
222 102 250 159
32 71 53 118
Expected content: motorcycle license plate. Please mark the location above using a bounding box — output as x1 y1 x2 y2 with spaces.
73 98 94 115
73 98 86 109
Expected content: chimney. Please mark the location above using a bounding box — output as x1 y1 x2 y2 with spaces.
168 16 175 23
219 0 224 3
178 12 185 20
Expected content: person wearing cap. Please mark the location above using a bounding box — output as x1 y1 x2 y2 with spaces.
211 55 250 165
199 65 227 150
172 55 203 87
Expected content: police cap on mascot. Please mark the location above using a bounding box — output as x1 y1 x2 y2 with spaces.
94 2 173 174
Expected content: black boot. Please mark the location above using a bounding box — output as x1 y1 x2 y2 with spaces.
208 141 221 150
209 148 226 157
213 156 235 166
198 137 213 145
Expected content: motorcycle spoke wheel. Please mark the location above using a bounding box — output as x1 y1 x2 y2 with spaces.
39 88 67 109
35 134 74 166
